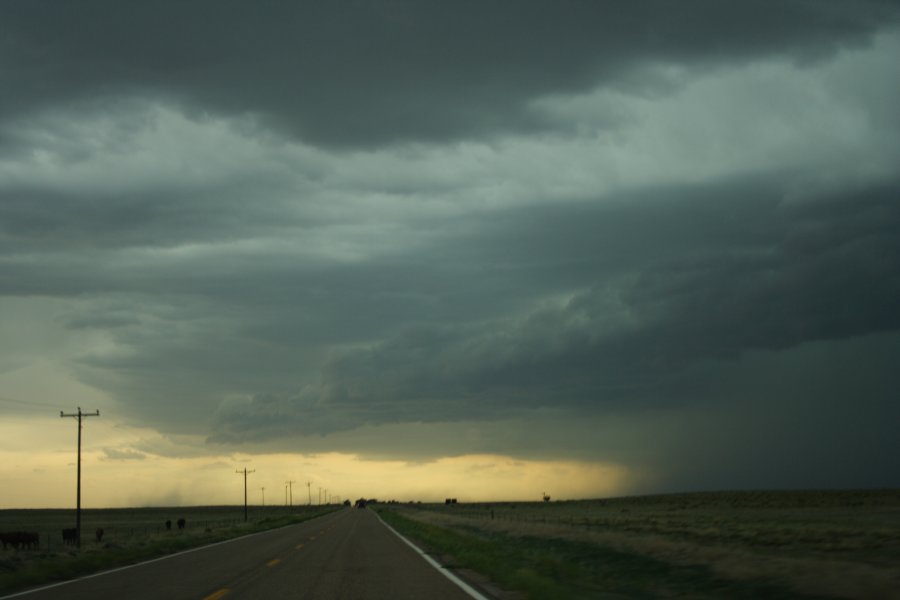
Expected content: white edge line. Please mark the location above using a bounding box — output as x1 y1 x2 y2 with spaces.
376 511 492 600
0 514 337 599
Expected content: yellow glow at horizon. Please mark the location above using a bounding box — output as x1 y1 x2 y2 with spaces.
0 415 634 508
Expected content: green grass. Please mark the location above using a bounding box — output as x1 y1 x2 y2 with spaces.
377 490 900 600
0 505 337 595
379 508 829 599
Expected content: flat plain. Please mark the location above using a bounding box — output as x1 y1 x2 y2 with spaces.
2 491 898 599
0 504 335 595
2 509 473 600
378 489 900 599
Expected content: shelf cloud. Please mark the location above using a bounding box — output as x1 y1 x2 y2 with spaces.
2 1 898 500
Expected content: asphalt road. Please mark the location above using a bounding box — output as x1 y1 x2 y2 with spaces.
8 509 478 600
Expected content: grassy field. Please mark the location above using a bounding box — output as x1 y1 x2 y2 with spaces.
0 504 337 595
377 489 900 600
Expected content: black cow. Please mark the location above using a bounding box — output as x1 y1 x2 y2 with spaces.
61 528 78 545
0 531 39 550
177 518 186 530
95 528 104 542
165 519 172 531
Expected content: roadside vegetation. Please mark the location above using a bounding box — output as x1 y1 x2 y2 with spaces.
377 490 900 600
0 505 337 596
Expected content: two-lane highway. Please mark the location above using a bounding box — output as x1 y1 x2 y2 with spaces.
7 509 478 600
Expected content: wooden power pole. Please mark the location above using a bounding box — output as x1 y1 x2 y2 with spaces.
60 407 100 549
285 480 296 509
236 468 255 522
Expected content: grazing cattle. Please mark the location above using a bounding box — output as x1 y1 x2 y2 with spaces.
22 531 39 549
95 528 104 542
177 518 186 530
0 531 39 550
165 520 172 531
61 528 78 546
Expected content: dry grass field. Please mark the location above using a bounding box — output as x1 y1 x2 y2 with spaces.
380 490 900 599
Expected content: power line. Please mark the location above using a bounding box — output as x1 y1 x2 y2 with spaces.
0 396 60 413
1 396 58 408
60 407 100 549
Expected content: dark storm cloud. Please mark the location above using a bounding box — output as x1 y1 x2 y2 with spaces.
209 175 900 442
640 331 900 491
1 1 897 148
2 0 899 494
0 185 295 252
6 165 894 443
625 184 900 357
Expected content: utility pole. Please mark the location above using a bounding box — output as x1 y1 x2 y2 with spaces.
318 487 322 505
235 468 255 522
60 407 100 549
306 481 311 505
260 486 265 507
285 480 296 509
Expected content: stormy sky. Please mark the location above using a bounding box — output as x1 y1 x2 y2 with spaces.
1 1 899 505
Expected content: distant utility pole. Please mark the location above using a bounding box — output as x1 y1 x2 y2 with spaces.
286 480 296 509
306 481 311 505
236 468 255 522
60 407 100 549
260 486 265 507
318 487 322 505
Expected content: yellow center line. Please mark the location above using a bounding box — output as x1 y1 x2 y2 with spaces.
202 589 229 600
267 558 281 567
